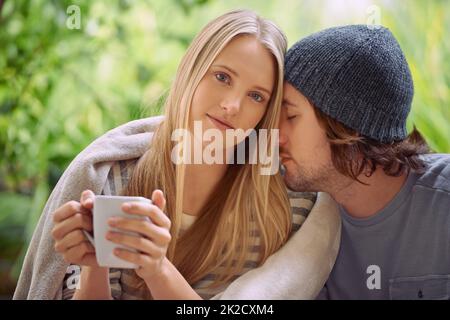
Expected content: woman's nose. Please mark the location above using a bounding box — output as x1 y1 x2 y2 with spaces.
220 96 242 116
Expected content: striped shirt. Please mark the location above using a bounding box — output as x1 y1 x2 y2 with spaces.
62 159 316 299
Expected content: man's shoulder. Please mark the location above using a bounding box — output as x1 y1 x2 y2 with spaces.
415 153 450 194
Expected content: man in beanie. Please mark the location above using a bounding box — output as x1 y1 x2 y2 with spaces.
279 25 450 299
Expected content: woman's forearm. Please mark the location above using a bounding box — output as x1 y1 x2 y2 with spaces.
72 266 112 300
144 258 202 300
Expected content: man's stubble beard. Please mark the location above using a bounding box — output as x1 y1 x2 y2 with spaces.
282 158 345 193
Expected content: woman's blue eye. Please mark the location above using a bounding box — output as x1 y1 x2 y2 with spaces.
215 73 230 83
250 92 264 103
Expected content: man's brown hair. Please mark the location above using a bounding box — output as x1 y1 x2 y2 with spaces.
313 107 430 183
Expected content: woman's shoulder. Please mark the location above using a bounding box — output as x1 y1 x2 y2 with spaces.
99 116 162 157
78 115 164 160
287 189 317 233
100 116 165 196
101 115 164 139
102 158 140 196
287 189 316 209
68 115 164 197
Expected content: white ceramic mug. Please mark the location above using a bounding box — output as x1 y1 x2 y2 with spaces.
83 195 151 269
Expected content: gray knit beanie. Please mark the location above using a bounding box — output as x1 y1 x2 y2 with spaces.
285 25 414 143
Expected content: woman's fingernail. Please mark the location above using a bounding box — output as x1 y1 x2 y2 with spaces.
122 203 130 211
108 218 117 226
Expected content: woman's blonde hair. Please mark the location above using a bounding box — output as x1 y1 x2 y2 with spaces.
122 9 291 291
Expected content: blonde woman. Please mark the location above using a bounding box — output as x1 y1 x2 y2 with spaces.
16 10 329 300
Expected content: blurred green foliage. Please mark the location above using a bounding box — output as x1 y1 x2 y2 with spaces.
0 0 448 298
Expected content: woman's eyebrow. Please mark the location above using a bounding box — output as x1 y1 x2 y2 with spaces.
254 86 271 96
212 64 239 77
212 64 271 96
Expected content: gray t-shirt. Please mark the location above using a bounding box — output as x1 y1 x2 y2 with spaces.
318 154 450 300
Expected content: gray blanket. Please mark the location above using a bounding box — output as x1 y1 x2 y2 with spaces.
13 115 340 299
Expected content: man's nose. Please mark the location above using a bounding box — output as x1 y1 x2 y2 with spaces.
279 131 288 147
278 115 289 147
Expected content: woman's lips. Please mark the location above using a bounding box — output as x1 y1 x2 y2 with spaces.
207 114 234 130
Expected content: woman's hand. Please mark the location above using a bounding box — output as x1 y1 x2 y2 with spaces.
106 189 172 282
51 190 99 267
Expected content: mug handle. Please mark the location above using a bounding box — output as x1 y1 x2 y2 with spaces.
83 230 95 247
